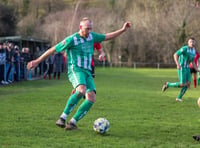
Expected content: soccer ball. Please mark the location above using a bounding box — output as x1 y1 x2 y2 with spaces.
197 98 200 107
93 117 110 134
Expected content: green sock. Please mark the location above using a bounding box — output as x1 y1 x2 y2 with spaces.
73 99 94 122
167 82 181 87
177 86 187 99
63 91 83 115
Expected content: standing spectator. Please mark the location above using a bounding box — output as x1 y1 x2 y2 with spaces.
24 48 31 63
43 55 53 80
33 46 42 76
62 52 65 72
2 42 9 84
53 52 63 80
6 43 14 83
20 47 31 80
0 43 7 84
24 48 31 80
162 37 200 101
13 45 20 81
27 17 131 130
20 48 26 79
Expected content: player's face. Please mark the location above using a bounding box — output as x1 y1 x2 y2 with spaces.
80 21 92 38
188 39 196 48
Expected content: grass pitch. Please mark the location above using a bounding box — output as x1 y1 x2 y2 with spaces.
1 68 200 147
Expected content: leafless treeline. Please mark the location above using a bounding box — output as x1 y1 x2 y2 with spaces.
2 0 200 64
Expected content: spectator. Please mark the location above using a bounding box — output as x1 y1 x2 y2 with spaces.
62 52 65 72
6 42 14 83
33 46 42 76
53 52 63 80
0 43 7 85
20 48 25 79
20 47 31 79
43 54 53 80
13 45 20 81
25 48 31 80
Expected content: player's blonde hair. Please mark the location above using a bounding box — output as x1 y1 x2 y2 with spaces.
80 17 93 26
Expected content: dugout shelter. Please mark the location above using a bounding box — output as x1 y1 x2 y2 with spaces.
0 36 50 55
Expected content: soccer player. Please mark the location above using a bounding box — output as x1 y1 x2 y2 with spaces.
189 51 200 88
27 17 131 130
162 37 200 102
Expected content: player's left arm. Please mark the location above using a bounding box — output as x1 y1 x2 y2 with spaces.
192 61 200 72
96 44 105 61
196 53 200 67
104 22 131 41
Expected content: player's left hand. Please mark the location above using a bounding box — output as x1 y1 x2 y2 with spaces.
99 52 105 61
123 22 131 31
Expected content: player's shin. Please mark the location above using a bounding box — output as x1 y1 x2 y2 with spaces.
72 99 94 122
63 91 83 115
167 82 181 87
177 86 187 99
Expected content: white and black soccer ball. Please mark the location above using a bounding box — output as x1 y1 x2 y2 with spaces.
93 117 110 134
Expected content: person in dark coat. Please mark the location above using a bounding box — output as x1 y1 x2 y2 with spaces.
53 52 63 80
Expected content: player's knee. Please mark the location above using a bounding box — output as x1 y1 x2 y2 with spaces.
76 85 86 95
78 90 86 96
86 91 96 103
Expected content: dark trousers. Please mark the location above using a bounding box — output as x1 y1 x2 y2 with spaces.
6 64 12 81
14 63 20 81
0 64 4 81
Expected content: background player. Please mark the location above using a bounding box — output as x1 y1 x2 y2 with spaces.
162 37 200 101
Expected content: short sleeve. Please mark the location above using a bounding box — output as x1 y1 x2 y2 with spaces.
91 32 106 43
54 36 73 52
176 46 187 56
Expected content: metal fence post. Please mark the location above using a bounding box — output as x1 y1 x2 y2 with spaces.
157 63 160 69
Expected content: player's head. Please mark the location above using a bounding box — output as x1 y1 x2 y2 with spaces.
188 37 196 48
79 17 93 38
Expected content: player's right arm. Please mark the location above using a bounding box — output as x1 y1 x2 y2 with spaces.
173 53 180 69
174 46 187 69
27 47 56 70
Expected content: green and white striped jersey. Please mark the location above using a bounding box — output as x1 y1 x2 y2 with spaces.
176 45 196 68
55 32 105 72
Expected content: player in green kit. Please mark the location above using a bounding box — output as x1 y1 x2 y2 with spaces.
162 37 200 102
27 17 131 130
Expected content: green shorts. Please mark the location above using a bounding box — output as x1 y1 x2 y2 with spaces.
68 67 96 93
177 68 191 84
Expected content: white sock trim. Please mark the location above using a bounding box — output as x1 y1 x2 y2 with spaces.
70 118 77 124
60 112 67 120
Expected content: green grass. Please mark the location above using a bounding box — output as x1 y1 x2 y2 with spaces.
1 68 200 147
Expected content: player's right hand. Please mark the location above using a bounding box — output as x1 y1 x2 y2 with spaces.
27 60 38 70
177 64 181 69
